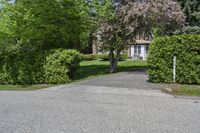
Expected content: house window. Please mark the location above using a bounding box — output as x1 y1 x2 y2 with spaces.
134 45 141 55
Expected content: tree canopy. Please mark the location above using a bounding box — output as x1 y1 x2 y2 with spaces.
0 0 91 53
177 0 200 26
176 0 200 34
96 0 185 72
0 0 91 84
0 0 187 77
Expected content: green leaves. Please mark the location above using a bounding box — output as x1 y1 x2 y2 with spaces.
177 0 200 26
91 0 115 19
44 49 81 84
96 0 185 72
0 0 92 52
0 0 91 85
148 34 200 84
0 49 81 84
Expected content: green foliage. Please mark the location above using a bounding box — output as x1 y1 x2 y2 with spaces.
121 53 128 60
0 0 89 85
44 49 81 84
0 84 54 91
148 34 200 84
177 0 200 26
0 48 48 85
0 49 81 85
0 0 91 52
91 0 115 20
172 85 200 96
97 54 110 61
176 0 200 35
81 54 97 61
97 0 185 72
174 26 200 35
97 53 128 61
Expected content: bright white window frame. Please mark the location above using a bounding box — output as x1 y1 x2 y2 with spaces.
146 45 149 54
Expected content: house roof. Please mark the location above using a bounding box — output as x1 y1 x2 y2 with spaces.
135 39 151 45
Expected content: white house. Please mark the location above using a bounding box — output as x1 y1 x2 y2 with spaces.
93 31 152 60
128 39 151 60
126 30 152 60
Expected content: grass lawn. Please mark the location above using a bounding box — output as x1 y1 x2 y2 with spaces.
0 84 54 91
171 85 200 97
74 59 147 81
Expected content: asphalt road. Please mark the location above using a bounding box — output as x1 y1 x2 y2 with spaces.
0 84 200 133
75 71 167 90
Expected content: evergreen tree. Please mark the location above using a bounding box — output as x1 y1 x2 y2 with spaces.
178 0 200 26
176 0 200 34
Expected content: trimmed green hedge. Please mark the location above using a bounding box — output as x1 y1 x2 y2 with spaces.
0 49 48 85
0 49 81 84
147 34 200 84
97 54 110 61
97 53 128 61
81 54 97 61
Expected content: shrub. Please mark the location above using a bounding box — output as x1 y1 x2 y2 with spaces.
0 49 47 85
97 54 110 61
0 48 81 85
97 53 128 61
147 34 200 84
81 54 97 61
121 53 128 60
43 49 81 84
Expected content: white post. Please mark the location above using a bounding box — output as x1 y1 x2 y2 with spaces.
173 56 176 83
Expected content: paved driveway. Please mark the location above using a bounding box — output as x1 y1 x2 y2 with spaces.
75 71 167 90
0 84 200 133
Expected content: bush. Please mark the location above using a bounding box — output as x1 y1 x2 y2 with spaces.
97 54 110 61
0 49 81 85
147 34 200 84
97 53 128 61
0 49 48 85
44 49 81 84
81 54 97 61
121 53 128 60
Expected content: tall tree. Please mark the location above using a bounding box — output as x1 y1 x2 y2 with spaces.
177 0 200 26
96 0 185 73
0 0 91 52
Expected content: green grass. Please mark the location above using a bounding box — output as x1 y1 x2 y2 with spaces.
172 85 200 97
74 59 147 81
0 84 54 91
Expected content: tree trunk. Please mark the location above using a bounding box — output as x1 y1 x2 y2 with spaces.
109 51 121 73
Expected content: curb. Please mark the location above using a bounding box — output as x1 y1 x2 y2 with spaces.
162 87 200 101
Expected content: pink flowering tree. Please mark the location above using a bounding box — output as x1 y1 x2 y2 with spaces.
97 0 186 73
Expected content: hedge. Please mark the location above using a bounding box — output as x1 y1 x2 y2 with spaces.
0 49 81 84
97 53 128 61
147 34 200 84
44 49 81 84
0 49 48 85
81 54 97 61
